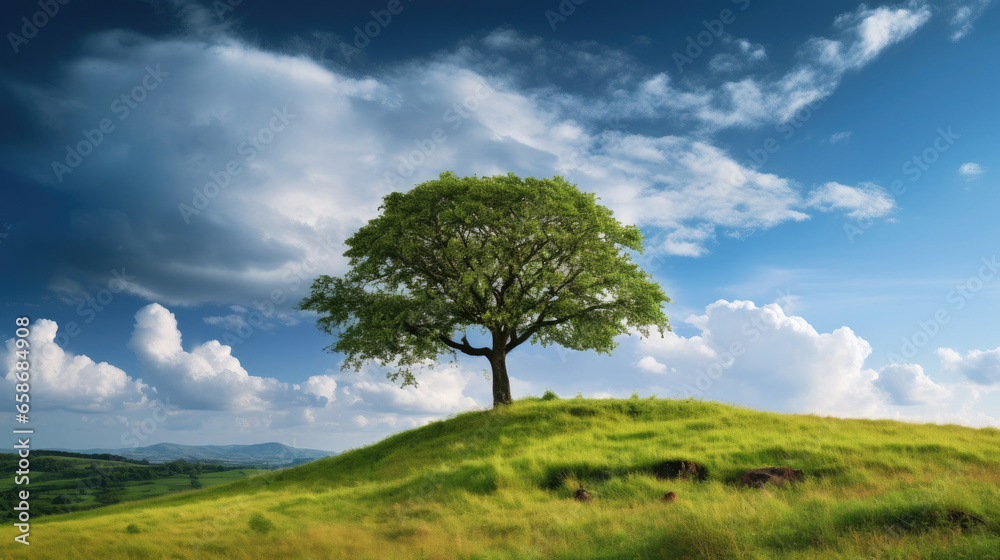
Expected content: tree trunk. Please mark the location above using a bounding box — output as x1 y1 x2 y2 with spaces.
489 331 513 407
489 354 513 407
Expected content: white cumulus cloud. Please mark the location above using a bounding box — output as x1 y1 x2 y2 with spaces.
128 303 324 411
875 363 952 405
2 320 148 412
342 362 481 414
939 346 1000 385
635 355 668 374
807 182 896 219
635 300 960 418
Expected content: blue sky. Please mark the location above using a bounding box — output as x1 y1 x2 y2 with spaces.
1 0 998 452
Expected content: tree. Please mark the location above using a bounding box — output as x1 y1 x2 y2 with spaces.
299 172 670 407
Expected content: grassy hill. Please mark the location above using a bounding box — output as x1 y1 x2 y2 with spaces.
3 397 999 559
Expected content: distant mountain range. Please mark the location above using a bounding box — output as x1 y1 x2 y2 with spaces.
50 442 337 467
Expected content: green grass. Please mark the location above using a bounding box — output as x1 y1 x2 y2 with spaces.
2 397 999 559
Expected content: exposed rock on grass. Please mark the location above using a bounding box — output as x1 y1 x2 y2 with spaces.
653 460 708 481
740 466 804 488
945 510 986 529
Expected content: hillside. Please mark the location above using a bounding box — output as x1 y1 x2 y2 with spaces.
49 442 337 467
3 397 999 559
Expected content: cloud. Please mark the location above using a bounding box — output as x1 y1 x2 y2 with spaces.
629 300 997 426
0 2 939 303
338 362 481 414
2 320 148 412
874 363 952 405
300 374 338 404
576 133 812 256
829 131 852 144
203 304 299 333
3 30 381 308
203 307 252 331
948 0 994 41
23 301 483 440
939 346 1000 385
128 303 325 411
351 413 438 430
636 300 940 417
958 162 985 176
821 3 933 70
708 39 768 73
481 28 543 51
614 3 931 129
635 355 668 374
806 182 896 219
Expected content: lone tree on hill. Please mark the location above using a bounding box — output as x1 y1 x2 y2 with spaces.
299 172 670 408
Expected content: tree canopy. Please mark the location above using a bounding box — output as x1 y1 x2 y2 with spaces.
299 172 670 407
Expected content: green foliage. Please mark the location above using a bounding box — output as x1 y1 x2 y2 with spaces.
125 523 141 534
541 389 559 401
299 172 670 402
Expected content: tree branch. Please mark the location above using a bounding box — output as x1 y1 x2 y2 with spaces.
505 302 615 353
403 318 492 357
439 334 492 357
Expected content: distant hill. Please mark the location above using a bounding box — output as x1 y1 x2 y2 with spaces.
49 442 337 467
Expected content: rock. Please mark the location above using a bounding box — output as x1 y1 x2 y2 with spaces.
661 491 677 503
574 485 592 502
740 466 804 488
653 460 708 481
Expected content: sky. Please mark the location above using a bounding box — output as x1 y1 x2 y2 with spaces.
0 0 998 453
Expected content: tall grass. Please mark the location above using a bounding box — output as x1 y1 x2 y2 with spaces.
3 397 998 559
